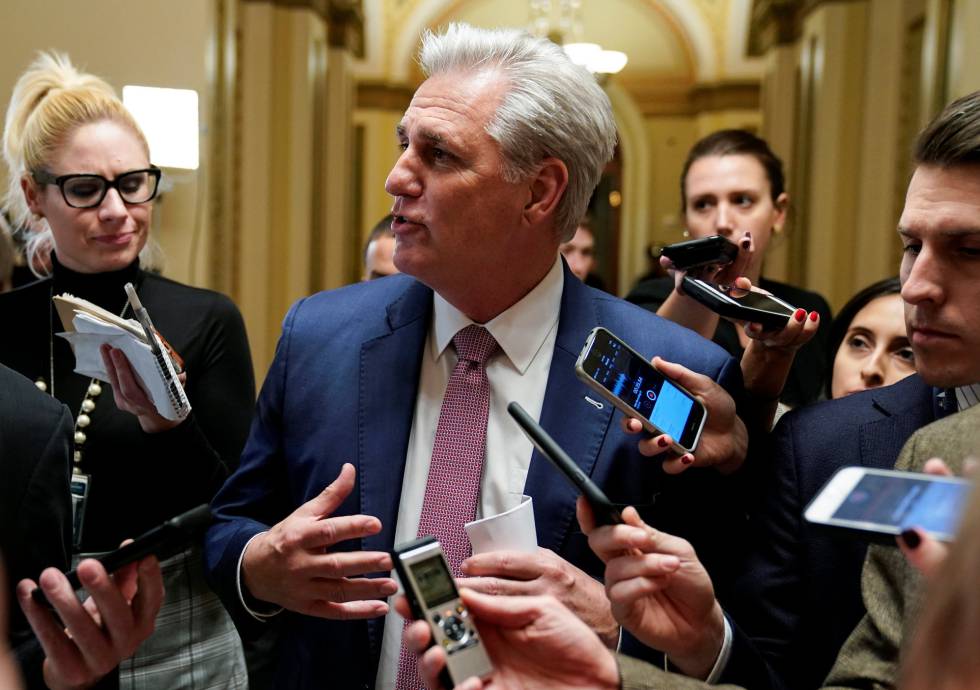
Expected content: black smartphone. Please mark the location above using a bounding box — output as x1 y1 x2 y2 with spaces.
392 537 494 686
804 467 971 544
660 235 739 271
32 503 212 606
507 402 624 526
574 327 707 454
682 276 796 331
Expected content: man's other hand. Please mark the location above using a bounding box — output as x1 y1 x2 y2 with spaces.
458 548 619 648
241 463 397 619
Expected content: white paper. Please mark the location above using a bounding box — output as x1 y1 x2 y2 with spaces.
57 312 188 421
465 495 538 555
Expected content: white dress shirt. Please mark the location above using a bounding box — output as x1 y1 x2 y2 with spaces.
375 256 564 688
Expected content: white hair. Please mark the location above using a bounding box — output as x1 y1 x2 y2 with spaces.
419 23 617 241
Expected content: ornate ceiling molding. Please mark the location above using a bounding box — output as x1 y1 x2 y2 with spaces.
241 0 365 53
615 75 760 116
747 0 866 56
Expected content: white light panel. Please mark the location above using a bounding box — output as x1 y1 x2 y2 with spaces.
122 85 199 170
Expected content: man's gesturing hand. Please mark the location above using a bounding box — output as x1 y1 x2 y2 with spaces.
241 463 397 619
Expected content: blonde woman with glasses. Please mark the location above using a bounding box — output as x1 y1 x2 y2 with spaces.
0 52 253 688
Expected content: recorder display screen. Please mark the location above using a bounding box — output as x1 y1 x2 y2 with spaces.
583 333 694 441
832 474 969 536
409 556 457 608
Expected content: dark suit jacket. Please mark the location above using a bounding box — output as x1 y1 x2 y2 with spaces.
616 391 974 690
0 363 72 688
205 265 743 689
719 375 938 690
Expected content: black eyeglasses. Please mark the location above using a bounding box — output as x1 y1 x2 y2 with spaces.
32 167 162 209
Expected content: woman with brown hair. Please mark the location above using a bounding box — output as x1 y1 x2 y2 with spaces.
627 130 832 408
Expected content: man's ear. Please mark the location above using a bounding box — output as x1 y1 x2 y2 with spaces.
523 157 568 227
21 175 43 217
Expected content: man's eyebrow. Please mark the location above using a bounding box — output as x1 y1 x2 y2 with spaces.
898 226 980 237
393 123 449 147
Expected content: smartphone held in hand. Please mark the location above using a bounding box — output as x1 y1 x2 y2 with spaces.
660 235 739 271
682 276 796 330
575 327 707 454
805 467 971 544
32 504 211 606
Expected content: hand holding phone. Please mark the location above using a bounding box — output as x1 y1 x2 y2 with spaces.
32 503 211 606
574 327 707 454
392 537 493 686
805 467 971 543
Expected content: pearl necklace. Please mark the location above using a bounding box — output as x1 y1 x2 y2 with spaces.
38 286 131 472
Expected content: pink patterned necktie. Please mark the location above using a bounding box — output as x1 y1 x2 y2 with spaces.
396 324 499 690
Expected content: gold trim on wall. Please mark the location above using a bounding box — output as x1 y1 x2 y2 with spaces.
241 0 364 54
356 81 415 111
615 76 760 117
748 0 867 56
206 0 242 300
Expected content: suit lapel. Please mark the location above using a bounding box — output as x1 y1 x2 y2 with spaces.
357 280 431 659
526 268 614 552
859 376 935 469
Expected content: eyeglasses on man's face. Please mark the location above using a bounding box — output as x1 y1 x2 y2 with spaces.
32 167 162 209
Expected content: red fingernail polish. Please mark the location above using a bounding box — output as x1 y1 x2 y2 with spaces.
657 437 669 448
794 309 805 322
682 456 694 465
809 311 818 322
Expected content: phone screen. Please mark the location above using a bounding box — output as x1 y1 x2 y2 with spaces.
833 474 970 537
581 330 701 444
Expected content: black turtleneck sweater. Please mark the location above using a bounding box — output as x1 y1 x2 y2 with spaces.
0 256 255 553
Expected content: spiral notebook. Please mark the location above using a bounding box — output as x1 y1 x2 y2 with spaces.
53 293 192 421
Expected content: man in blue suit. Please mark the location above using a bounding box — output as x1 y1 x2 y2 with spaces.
205 23 747 689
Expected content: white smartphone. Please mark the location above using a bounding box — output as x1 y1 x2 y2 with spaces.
804 466 972 543
574 327 707 454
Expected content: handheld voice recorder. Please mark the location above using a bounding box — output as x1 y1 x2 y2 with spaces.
392 537 493 685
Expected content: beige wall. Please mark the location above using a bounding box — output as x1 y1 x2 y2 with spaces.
0 0 211 288
353 108 402 245
644 116 697 250
947 0 980 99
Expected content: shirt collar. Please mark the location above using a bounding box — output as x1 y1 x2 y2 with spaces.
954 383 980 411
431 255 564 374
